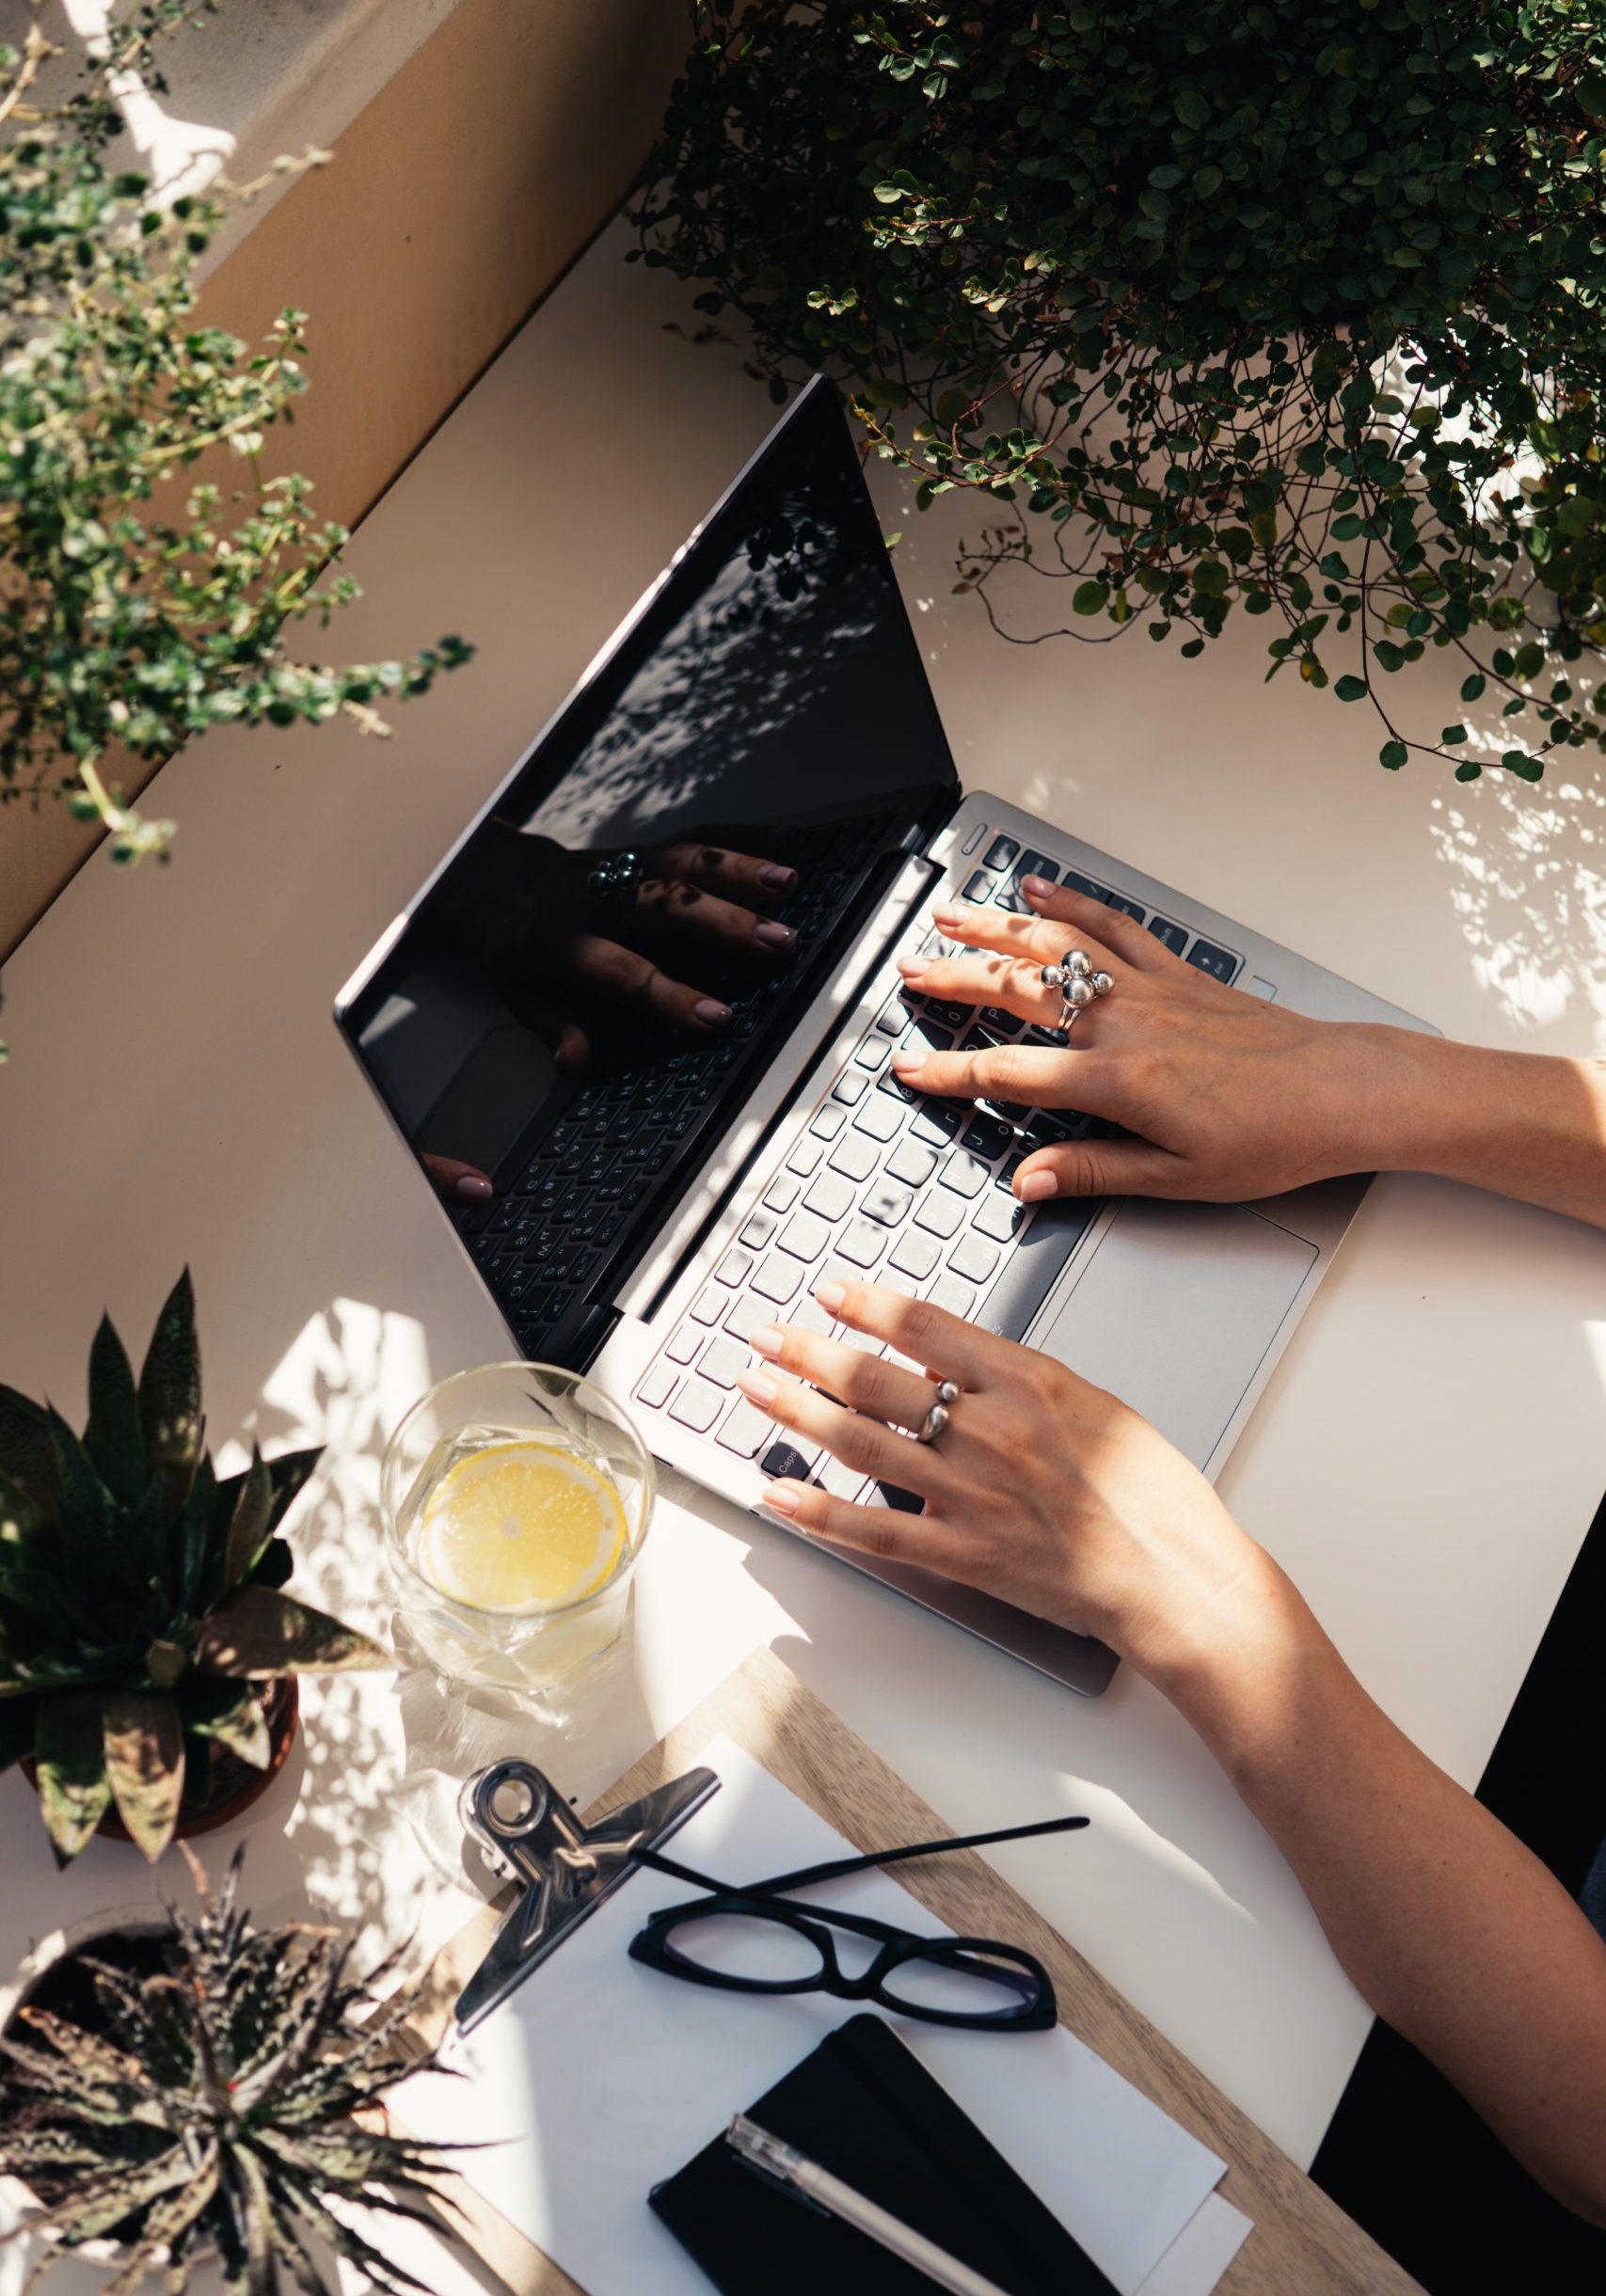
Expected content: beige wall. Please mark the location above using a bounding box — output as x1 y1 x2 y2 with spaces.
0 0 689 961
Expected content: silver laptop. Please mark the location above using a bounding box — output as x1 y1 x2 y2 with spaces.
335 377 1433 1696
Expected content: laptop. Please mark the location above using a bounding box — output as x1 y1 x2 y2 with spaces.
335 375 1434 1696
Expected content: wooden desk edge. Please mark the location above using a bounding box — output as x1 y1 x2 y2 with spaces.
405 1647 1421 2296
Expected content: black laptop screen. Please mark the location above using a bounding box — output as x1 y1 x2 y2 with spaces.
338 380 956 1346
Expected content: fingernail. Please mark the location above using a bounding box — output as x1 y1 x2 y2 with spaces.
896 955 926 979
763 1481 802 1518
1022 876 1056 899
750 1325 785 1361
930 903 962 928
759 862 797 889
737 1367 778 1405
755 919 796 949
891 1050 923 1074
1018 1169 1057 1202
453 1174 493 1202
693 998 733 1027
814 1281 846 1313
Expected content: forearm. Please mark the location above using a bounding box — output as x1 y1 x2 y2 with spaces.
1149 1559 1606 2221
1347 1026 1606 1228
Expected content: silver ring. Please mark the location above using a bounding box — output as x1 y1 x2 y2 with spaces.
914 1377 962 1445
588 849 645 902
1039 948 1114 1033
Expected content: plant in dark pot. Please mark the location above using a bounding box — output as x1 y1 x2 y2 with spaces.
635 0 1606 784
0 1847 451 2293
0 1272 389 1863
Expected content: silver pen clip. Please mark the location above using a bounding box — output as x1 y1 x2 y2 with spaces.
453 1756 720 2034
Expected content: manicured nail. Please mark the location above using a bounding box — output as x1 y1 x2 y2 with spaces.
1018 1169 1057 1202
758 862 797 889
896 954 927 979
453 1174 493 1202
891 1050 924 1074
930 902 962 929
737 1367 777 1405
693 998 733 1026
814 1280 846 1313
750 1325 785 1361
763 1481 803 1518
755 919 796 949
1022 876 1056 900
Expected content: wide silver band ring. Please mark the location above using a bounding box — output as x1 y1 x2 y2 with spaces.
1039 947 1114 1033
914 1377 962 1446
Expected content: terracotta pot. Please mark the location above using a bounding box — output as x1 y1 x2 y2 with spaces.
23 1675 298 1847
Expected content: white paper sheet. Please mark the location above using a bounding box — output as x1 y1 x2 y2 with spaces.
403 1737 1247 2296
1134 2195 1254 2295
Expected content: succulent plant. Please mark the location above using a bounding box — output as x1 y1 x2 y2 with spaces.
0 1847 452 2295
0 1272 388 1863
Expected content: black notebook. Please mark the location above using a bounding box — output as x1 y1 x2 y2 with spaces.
649 2014 1120 2295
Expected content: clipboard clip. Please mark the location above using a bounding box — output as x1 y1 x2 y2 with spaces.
453 1755 720 2034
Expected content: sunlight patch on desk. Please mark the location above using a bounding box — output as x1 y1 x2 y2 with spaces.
1059 1777 1258 1928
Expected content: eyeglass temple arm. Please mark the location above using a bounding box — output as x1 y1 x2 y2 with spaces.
636 1812 1088 1901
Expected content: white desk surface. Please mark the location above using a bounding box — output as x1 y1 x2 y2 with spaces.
2 217 1603 2207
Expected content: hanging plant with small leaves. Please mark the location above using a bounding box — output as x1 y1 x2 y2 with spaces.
0 7 471 879
633 0 1606 785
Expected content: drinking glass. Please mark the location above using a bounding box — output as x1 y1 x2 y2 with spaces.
382 1363 654 1692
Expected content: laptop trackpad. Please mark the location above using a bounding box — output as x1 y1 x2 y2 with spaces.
1031 1201 1316 1470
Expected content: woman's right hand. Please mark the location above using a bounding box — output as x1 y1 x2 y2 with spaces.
895 879 1429 1205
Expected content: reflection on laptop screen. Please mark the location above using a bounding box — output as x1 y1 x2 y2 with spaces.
338 380 956 1342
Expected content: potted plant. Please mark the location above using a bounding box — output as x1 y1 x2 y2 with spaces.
0 1846 449 2293
0 1271 389 1864
633 0 1606 784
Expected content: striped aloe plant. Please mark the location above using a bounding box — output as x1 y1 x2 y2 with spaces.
0 1847 451 2294
0 1272 388 1862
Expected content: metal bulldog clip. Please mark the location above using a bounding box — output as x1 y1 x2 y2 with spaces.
453 1755 720 2034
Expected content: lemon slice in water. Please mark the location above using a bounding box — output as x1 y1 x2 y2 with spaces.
419 1439 627 1612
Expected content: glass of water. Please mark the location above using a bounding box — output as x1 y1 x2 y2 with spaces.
381 1363 655 1692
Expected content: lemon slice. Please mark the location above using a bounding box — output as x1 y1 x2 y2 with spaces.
419 1439 627 1612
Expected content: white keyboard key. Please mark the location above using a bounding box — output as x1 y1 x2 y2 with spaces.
718 1401 772 1458
635 1363 676 1410
973 1191 1025 1243
724 1291 771 1341
832 1069 867 1106
740 1210 777 1250
763 1174 803 1214
787 1136 823 1179
889 1230 940 1281
802 1173 854 1221
779 1209 832 1259
717 1246 753 1286
753 1253 802 1304
948 1233 999 1286
875 992 909 1037
939 1150 989 1200
854 1033 888 1070
861 1179 913 1228
837 1218 886 1270
880 1272 919 1298
669 1379 722 1433
838 1327 884 1354
811 1104 847 1140
886 1139 937 1189
819 1455 867 1499
828 1132 879 1185
700 1334 749 1387
852 1095 903 1144
666 1322 703 1364
790 1296 835 1337
690 1284 724 1324
928 1273 976 1318
914 1191 963 1241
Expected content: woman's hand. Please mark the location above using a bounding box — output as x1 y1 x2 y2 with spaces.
897 879 1421 1205
737 1277 1272 1683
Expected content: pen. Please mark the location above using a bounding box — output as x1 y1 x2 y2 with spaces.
724 2114 1015 2296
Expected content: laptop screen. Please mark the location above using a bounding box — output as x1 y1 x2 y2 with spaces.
337 379 957 1356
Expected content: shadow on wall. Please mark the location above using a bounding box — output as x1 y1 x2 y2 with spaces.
1425 768 1605 1038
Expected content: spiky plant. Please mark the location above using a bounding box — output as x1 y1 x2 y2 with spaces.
0 1272 388 1863
0 1846 453 2295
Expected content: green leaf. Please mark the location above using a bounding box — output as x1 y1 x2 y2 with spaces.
1173 88 1209 130
85 1314 147 1506
264 1444 323 1537
0 1383 57 1506
35 1689 112 1862
194 1588 390 1677
181 1676 271 1768
1334 675 1369 702
1512 641 1546 680
1455 760 1482 782
1072 579 1108 615
1439 723 1468 745
222 1448 275 1593
48 1408 127 1593
1379 740 1408 770
178 1453 218 1612
137 1270 202 1503
1460 673 1487 703
103 1688 185 1861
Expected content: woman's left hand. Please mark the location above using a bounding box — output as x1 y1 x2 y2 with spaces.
737 1277 1268 1683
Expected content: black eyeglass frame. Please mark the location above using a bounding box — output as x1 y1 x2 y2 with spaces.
626 1812 1089 2035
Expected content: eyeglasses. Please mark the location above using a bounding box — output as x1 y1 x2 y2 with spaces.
627 1813 1089 2033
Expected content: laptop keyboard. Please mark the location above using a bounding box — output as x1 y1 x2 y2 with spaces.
452 812 896 1359
630 835 1242 1500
